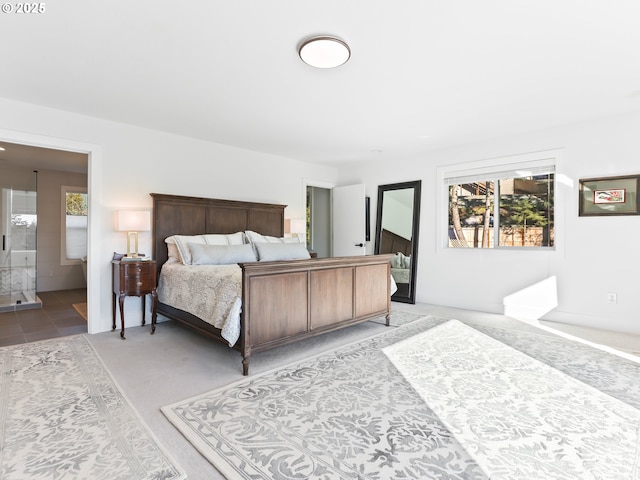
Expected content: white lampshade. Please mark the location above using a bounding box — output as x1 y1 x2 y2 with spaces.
284 218 306 243
116 210 151 258
290 218 306 235
116 210 151 232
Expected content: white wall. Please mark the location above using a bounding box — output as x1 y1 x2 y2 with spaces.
340 110 640 335
381 195 412 240
0 97 339 334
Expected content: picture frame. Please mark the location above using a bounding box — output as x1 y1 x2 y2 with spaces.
579 174 640 216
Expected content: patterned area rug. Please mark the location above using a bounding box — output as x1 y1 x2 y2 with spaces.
369 308 425 327
384 320 640 479
0 335 185 480
163 315 640 479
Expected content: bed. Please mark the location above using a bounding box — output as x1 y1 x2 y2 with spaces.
151 193 393 375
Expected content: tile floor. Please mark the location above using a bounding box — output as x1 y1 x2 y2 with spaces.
0 288 87 347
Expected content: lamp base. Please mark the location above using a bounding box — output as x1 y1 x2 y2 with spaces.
126 231 140 258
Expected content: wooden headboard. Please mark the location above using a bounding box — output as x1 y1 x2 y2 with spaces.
380 229 412 256
150 193 286 276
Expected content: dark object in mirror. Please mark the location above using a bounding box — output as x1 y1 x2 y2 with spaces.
374 180 421 304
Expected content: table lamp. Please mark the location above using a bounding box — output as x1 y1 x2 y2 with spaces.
116 210 151 258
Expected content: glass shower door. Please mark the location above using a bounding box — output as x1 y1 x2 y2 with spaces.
0 169 39 311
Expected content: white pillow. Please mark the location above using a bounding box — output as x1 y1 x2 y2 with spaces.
169 235 206 265
167 232 246 265
202 232 246 246
245 230 300 245
189 243 257 265
255 242 311 261
403 255 411 269
390 252 404 269
167 242 181 263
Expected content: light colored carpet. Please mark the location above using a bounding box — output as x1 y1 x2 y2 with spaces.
162 315 640 480
0 335 185 480
72 302 88 321
368 308 424 326
385 319 640 479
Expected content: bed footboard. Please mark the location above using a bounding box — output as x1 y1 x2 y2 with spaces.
238 254 393 375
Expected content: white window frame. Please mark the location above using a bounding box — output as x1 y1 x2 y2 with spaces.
60 185 88 265
437 149 563 251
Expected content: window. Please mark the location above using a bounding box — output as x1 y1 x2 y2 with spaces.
61 186 88 264
442 153 557 249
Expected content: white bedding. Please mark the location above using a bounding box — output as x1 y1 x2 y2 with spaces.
390 267 410 284
157 262 242 347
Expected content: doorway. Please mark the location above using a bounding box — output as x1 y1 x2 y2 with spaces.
306 185 331 258
304 180 369 258
0 139 90 342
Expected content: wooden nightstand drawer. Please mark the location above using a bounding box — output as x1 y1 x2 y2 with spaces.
120 263 154 292
121 262 154 277
123 273 153 294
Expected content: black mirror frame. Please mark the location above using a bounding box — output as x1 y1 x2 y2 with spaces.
374 180 421 304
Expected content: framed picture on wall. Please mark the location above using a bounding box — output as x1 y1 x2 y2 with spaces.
579 174 640 216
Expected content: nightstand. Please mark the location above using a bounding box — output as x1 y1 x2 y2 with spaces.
112 259 157 339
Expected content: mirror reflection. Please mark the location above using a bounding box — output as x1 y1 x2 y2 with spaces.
375 181 421 304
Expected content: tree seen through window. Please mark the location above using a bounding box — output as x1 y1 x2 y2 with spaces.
448 174 554 248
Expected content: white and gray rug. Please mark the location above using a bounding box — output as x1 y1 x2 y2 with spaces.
385 319 640 479
369 308 424 327
162 315 640 480
0 335 185 480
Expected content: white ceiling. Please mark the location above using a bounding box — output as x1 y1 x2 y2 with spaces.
0 142 88 174
2 0 640 168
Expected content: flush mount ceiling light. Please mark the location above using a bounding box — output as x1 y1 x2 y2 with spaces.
299 36 350 68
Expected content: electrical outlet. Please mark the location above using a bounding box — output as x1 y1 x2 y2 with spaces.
607 293 617 304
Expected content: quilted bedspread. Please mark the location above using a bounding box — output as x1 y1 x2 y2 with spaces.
157 263 242 346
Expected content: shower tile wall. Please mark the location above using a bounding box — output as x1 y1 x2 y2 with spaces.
0 266 32 296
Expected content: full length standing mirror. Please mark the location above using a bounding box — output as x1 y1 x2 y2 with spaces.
375 180 421 304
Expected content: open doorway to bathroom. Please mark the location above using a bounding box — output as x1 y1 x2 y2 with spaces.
0 141 88 345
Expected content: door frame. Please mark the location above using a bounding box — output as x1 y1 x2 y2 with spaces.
302 178 335 255
0 128 103 334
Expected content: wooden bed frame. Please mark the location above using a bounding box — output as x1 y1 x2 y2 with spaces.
151 193 393 375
